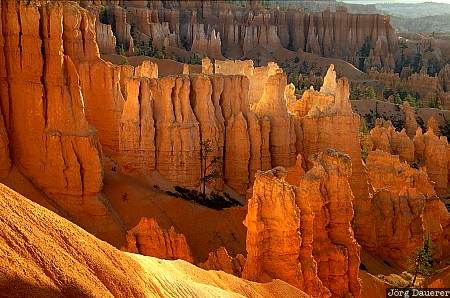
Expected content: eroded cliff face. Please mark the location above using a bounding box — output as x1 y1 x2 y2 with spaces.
79 55 298 195
357 150 450 268
123 217 193 263
243 149 361 298
290 64 369 200
91 1 397 70
0 1 106 220
15 1 293 197
242 166 331 298
369 119 415 163
369 118 450 196
199 246 246 276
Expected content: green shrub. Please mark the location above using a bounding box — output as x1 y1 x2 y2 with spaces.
428 97 441 109
119 57 128 65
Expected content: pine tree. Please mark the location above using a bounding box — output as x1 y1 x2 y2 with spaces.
199 139 222 196
409 235 434 287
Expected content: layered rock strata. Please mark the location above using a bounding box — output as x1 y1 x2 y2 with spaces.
0 0 106 218
199 247 246 276
96 1 398 70
290 64 369 200
357 150 450 268
243 149 361 298
123 217 193 263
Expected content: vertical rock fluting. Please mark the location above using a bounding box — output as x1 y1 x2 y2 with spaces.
119 76 156 173
123 217 194 263
242 167 330 298
96 22 116 54
98 2 398 70
298 150 361 298
359 150 450 268
243 149 361 298
151 76 201 187
252 72 296 168
199 247 246 276
190 74 224 188
291 65 369 200
220 75 252 195
414 128 449 195
0 1 105 216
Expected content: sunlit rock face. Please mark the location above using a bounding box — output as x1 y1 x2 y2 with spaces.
199 246 246 276
0 1 105 218
243 149 361 298
93 1 398 70
291 64 369 200
356 150 450 268
123 217 194 263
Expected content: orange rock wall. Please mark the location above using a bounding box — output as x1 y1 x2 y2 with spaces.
123 217 193 263
100 1 397 69
357 150 450 268
369 119 450 196
0 1 105 217
243 149 362 298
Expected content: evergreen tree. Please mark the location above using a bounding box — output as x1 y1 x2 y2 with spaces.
358 37 371 71
409 235 434 287
199 139 222 196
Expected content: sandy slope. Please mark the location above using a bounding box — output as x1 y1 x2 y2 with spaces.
103 171 247 262
0 183 308 298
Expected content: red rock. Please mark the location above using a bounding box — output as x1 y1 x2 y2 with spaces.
0 1 105 217
369 119 415 163
401 101 419 138
244 149 362 297
242 166 330 297
292 65 369 200
0 182 310 298
359 150 435 268
423 198 450 261
199 247 245 276
123 217 193 263
414 128 449 195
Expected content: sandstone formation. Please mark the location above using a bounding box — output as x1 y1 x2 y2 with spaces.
290 64 369 200
0 0 106 220
360 271 390 298
190 26 222 59
95 1 398 70
426 266 450 288
243 149 362 298
123 217 193 263
427 116 440 136
368 118 450 196
242 166 331 297
0 182 310 298
107 59 299 195
252 73 297 168
96 22 116 54
422 198 450 261
414 128 449 195
369 119 415 162
199 247 246 276
401 101 419 138
357 150 450 268
23 1 300 198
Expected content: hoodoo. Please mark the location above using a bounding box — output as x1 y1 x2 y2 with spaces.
1 0 449 297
